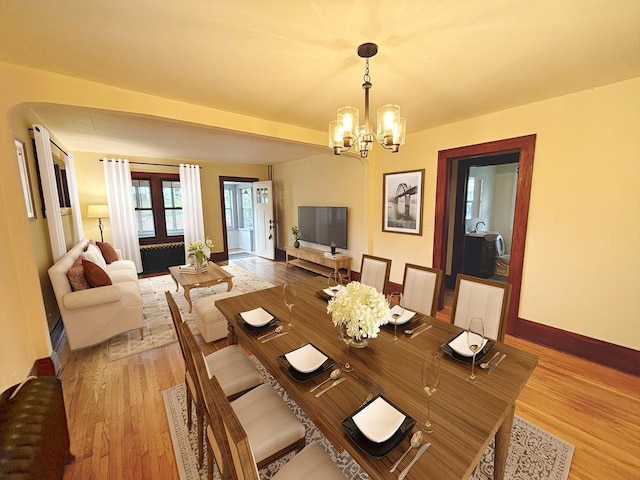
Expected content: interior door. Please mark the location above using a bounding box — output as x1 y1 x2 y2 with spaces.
253 180 275 260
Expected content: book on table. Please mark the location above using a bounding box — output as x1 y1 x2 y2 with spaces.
178 264 208 274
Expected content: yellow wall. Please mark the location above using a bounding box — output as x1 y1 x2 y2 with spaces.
0 61 637 391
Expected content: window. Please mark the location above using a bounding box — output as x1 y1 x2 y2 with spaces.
241 187 253 228
224 188 235 229
131 172 183 244
465 176 483 220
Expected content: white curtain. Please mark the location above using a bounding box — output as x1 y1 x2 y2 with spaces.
103 158 143 273
179 163 204 261
33 124 66 261
65 153 85 243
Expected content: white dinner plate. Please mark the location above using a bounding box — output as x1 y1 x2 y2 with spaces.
448 332 488 357
239 307 274 327
284 344 328 373
352 397 406 443
386 306 416 325
322 285 345 297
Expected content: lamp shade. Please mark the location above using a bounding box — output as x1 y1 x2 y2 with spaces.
87 204 110 219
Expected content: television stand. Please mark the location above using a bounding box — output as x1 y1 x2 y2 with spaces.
285 246 352 282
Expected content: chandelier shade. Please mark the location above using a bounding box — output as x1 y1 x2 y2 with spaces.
329 43 406 158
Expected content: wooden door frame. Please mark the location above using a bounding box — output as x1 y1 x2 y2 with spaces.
218 176 259 262
433 135 536 336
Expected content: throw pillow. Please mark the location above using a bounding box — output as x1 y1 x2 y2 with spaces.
97 241 118 264
83 245 107 270
82 259 112 288
67 256 90 291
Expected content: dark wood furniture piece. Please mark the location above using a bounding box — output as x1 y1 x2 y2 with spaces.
215 276 538 480
463 234 497 278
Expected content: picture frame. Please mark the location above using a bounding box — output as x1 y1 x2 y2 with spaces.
383 169 424 235
15 139 36 220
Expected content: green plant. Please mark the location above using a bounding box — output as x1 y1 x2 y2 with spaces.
291 225 300 240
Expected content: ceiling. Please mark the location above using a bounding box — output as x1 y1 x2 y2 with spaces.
1 0 638 164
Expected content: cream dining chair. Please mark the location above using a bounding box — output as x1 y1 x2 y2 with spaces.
166 292 263 467
401 263 443 317
359 254 392 294
450 274 511 341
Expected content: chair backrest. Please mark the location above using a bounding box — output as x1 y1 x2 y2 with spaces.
165 291 187 358
179 321 236 480
401 264 442 317
359 254 392 294
451 274 511 341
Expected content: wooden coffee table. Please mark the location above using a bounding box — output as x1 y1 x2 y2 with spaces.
168 263 233 312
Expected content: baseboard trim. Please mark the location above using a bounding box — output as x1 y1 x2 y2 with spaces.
514 317 639 376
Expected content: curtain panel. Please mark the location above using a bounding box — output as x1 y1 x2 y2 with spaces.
179 164 205 261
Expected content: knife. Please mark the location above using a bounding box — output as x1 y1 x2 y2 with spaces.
411 324 433 339
315 377 347 397
261 331 288 343
397 442 431 480
487 353 507 375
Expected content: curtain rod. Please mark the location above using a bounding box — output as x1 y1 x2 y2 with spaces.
28 127 69 156
99 159 201 169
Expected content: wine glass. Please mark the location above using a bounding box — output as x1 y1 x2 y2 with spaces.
421 350 440 433
283 283 296 328
388 292 404 342
327 272 343 294
466 317 485 383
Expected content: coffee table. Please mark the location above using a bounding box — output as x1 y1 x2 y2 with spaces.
168 263 233 312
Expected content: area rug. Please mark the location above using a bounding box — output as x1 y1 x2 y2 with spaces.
163 358 574 480
107 265 274 361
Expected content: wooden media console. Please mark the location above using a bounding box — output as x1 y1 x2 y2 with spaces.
284 246 351 281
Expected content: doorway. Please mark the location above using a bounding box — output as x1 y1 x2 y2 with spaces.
433 135 536 337
219 176 259 261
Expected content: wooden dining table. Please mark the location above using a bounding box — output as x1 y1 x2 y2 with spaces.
215 276 538 480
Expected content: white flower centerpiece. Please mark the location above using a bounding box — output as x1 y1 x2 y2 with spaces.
327 281 390 347
188 236 214 273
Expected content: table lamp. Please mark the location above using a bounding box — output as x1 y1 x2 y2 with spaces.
87 204 109 242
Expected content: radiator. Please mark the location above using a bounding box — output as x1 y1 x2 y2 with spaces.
140 242 185 274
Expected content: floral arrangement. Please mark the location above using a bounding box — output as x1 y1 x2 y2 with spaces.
291 225 301 240
188 236 214 265
327 281 390 340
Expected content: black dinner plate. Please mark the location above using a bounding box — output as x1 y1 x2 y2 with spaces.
316 289 342 301
234 309 281 333
341 395 416 459
277 343 335 382
381 313 423 330
440 331 495 364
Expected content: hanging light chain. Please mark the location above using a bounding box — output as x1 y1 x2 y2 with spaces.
363 58 371 84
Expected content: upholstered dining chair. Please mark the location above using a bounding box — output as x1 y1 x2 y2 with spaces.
210 367 346 480
195 341 307 472
450 274 512 341
359 254 392 294
401 264 443 317
165 292 263 466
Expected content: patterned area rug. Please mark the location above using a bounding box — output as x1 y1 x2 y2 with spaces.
107 265 274 361
163 358 574 480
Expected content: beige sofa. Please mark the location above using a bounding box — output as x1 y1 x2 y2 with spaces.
48 240 143 351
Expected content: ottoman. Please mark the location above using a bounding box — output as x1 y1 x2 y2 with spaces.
194 290 244 342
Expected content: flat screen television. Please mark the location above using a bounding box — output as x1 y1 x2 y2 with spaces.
298 206 348 249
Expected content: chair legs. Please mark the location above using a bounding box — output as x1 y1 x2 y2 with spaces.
186 379 193 430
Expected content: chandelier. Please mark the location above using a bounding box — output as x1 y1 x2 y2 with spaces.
329 43 406 159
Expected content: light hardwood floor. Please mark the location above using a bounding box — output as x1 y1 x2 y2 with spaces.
59 256 639 479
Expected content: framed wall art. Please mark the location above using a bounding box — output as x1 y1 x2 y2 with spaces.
383 169 424 235
15 139 36 220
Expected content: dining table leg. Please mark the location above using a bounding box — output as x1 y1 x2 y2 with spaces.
494 402 515 480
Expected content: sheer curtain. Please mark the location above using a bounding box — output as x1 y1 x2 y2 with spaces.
103 158 143 273
33 124 66 261
179 163 204 261
65 153 85 243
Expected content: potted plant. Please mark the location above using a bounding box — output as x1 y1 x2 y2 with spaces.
291 225 301 248
330 241 337 255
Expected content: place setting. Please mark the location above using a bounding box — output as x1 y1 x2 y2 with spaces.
316 272 347 301
276 343 337 382
234 306 282 335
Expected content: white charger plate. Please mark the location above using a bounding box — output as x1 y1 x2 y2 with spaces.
239 307 274 327
448 332 488 357
352 397 406 443
284 344 328 373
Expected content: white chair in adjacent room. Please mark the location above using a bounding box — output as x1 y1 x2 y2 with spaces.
359 254 392 294
450 274 511 341
402 263 443 317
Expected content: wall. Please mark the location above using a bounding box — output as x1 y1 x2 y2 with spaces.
370 78 640 349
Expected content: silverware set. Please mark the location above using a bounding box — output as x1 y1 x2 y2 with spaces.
487 353 507 375
314 377 347 397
